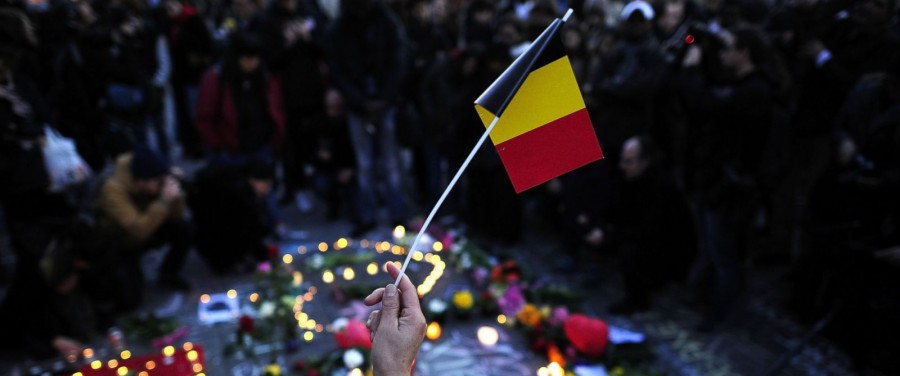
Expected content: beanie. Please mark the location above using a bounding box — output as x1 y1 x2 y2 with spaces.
131 146 170 180
620 0 654 21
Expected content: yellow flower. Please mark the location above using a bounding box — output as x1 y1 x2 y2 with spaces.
264 364 281 376
517 304 543 327
452 290 474 310
539 305 551 318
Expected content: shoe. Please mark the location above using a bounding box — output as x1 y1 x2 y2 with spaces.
350 222 376 238
158 275 191 291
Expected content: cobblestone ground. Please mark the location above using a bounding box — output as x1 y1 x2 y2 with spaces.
0 190 859 376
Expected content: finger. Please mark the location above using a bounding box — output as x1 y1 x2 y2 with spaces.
385 262 420 312
376 284 400 331
368 310 382 342
366 309 379 330
364 288 385 306
366 310 377 327
384 262 416 296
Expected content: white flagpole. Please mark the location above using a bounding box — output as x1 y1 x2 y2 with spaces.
394 115 501 286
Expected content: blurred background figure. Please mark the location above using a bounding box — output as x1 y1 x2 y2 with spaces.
189 159 275 274
325 0 409 237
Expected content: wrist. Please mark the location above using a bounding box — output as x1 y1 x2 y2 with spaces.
373 361 412 376
373 367 410 376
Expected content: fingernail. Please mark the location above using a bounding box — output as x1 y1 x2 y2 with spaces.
385 284 397 297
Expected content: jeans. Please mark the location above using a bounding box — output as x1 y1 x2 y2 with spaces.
699 208 744 323
347 109 406 224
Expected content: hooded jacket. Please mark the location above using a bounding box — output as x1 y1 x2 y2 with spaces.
96 153 185 247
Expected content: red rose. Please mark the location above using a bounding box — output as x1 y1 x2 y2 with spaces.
334 320 372 350
239 315 255 333
563 314 609 357
292 360 306 370
307 369 320 376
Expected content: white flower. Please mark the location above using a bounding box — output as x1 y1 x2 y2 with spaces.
461 253 472 269
310 254 325 269
259 301 276 318
427 299 448 314
343 348 365 369
331 318 349 331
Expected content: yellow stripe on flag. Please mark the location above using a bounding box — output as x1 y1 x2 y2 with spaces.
476 56 586 145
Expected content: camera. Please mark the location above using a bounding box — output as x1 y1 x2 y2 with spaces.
663 20 723 65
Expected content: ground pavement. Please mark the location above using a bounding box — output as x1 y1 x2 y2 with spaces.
0 192 862 376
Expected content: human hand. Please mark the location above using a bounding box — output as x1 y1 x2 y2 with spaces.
364 262 427 375
52 336 82 359
162 176 183 203
170 166 185 179
682 45 702 67
585 227 604 246
337 168 355 184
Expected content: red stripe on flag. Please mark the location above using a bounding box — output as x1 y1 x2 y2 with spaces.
495 108 603 193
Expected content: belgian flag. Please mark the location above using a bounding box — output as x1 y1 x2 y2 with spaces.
475 15 603 193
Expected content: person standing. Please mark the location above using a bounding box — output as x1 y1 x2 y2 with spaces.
325 0 409 236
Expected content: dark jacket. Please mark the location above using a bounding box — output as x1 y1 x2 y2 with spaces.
189 163 269 272
251 2 327 114
681 69 775 208
325 4 407 114
589 34 666 156
195 67 286 153
96 154 186 248
165 5 214 85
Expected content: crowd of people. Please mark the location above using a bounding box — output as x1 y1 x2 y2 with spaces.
1 0 899 372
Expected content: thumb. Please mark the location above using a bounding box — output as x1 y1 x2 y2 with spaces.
377 284 400 331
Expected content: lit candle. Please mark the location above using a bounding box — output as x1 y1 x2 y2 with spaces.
477 326 499 347
426 322 442 341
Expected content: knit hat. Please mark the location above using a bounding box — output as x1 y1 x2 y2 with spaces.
131 146 170 180
620 0 654 21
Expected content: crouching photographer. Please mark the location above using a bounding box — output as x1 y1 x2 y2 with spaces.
93 146 193 312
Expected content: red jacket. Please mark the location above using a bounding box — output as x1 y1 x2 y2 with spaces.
195 68 286 153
